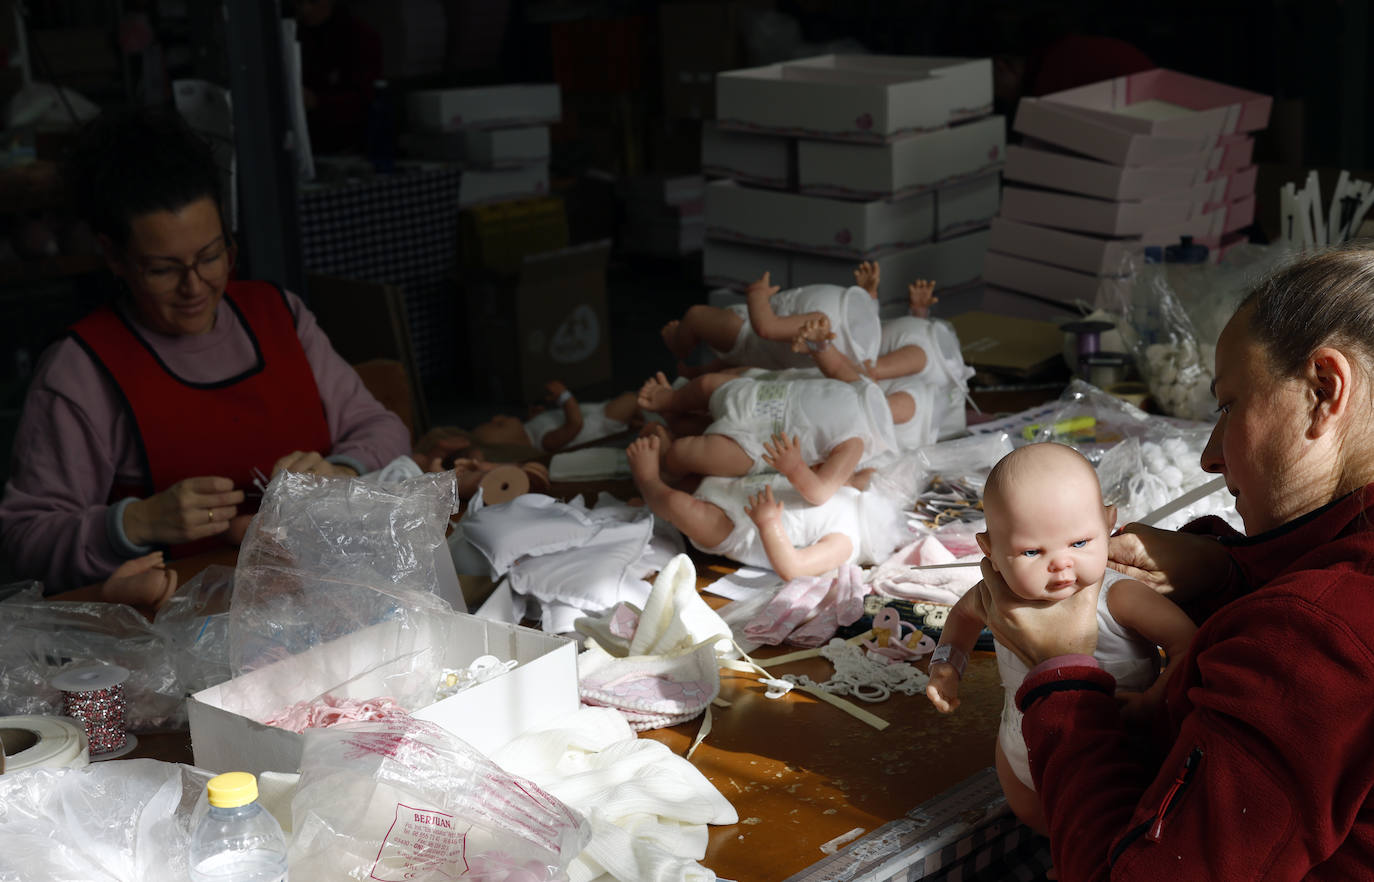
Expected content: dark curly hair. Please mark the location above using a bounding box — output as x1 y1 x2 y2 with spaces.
65 106 224 251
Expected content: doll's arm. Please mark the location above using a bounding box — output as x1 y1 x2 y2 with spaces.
536 380 584 452
744 485 853 580
1105 578 1199 720
866 344 928 382
926 582 990 713
763 434 864 506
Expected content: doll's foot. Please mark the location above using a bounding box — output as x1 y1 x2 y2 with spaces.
661 319 691 360
637 421 673 445
627 435 663 485
791 316 835 353
846 467 876 491
637 371 677 412
908 279 938 318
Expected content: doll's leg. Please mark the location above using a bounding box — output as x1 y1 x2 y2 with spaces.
638 371 735 414
627 436 734 548
664 305 746 359
603 390 640 424
995 740 1047 835
666 433 754 477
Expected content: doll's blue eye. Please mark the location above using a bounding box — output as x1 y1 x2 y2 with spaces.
1072 539 1088 548
1021 549 1040 558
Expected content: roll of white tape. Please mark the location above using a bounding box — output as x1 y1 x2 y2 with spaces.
0 715 90 774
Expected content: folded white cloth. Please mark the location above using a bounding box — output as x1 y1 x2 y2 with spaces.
493 706 738 882
550 447 632 482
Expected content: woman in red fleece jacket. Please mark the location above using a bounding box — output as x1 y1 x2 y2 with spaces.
980 244 1374 880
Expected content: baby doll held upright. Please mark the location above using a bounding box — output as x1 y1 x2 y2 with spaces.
925 442 1196 835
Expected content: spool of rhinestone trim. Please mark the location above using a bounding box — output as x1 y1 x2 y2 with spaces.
51 663 135 759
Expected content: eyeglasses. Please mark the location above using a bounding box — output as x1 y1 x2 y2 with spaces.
133 239 237 295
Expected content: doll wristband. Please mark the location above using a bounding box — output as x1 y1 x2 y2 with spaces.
929 643 968 680
555 389 573 407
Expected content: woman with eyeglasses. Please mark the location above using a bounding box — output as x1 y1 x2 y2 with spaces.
0 107 411 597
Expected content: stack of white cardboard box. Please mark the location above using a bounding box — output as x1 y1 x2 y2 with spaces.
986 69 1271 308
618 175 706 257
402 83 562 207
701 54 1003 317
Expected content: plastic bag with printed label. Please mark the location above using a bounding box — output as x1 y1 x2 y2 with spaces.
289 717 590 881
229 469 461 680
0 759 211 882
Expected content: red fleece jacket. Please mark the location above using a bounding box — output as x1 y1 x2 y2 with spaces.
1016 486 1374 881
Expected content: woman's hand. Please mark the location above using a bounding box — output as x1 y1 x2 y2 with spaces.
123 476 245 547
1108 523 1232 604
981 558 1101 668
271 450 357 479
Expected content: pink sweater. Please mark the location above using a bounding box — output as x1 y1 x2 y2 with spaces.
0 290 411 592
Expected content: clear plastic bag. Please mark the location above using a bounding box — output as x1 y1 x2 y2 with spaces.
289 717 590 881
152 564 234 697
0 759 211 881
1100 243 1288 421
230 470 460 678
0 595 184 731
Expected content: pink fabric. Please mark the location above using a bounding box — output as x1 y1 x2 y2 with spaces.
264 694 411 733
0 290 411 591
867 535 981 605
743 564 868 647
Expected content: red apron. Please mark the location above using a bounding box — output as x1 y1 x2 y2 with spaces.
70 281 332 558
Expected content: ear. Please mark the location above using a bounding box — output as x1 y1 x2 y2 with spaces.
1306 346 1353 439
975 531 992 567
96 233 126 279
1104 503 1118 534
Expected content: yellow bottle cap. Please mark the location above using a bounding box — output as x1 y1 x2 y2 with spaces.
206 771 259 808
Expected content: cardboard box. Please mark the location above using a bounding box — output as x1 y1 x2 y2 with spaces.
187 613 579 776
999 185 1193 236
460 196 570 273
464 240 614 403
935 172 1000 239
797 115 1005 200
1038 68 1271 141
789 228 990 308
702 122 794 189
989 217 1141 276
406 83 562 132
400 126 550 167
1014 95 1261 167
1003 142 1251 201
716 54 992 143
705 180 934 259
459 165 551 207
983 249 1130 306
703 239 793 291
949 311 1066 378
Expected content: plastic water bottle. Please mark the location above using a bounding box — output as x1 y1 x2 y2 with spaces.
189 772 289 881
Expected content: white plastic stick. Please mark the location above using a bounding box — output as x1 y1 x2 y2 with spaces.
1136 476 1229 528
1327 170 1351 244
1308 170 1328 249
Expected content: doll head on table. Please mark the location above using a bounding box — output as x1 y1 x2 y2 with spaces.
976 442 1117 602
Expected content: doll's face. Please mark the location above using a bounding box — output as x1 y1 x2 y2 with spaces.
980 466 1115 603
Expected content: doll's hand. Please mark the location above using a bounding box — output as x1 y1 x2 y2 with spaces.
102 551 178 618
746 271 781 301
861 359 881 381
545 379 568 401
854 260 881 297
925 663 962 713
744 485 784 529
762 433 806 476
907 279 938 317
791 316 835 353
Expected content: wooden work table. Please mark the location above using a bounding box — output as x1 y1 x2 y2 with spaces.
141 538 1005 882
